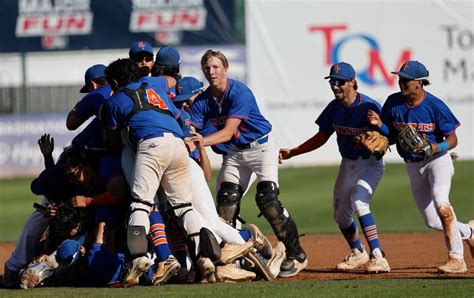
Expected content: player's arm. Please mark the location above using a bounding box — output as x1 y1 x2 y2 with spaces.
431 132 458 153
280 131 330 161
196 135 213 181
200 118 241 147
66 111 86 130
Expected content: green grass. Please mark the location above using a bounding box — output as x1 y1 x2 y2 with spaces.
0 161 473 242
1 279 473 297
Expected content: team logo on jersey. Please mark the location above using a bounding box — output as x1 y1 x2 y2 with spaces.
332 124 367 136
394 122 435 132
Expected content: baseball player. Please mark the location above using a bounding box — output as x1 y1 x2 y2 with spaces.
66 64 112 151
189 50 307 277
129 41 155 78
102 59 254 286
279 62 390 273
369 60 474 273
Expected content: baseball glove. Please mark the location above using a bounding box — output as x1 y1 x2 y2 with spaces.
397 125 433 158
353 130 389 158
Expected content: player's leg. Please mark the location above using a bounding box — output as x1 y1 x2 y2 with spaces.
427 154 467 273
4 197 50 288
246 135 307 277
333 160 368 271
351 158 390 273
189 158 246 244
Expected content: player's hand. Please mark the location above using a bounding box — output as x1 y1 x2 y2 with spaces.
279 148 292 163
45 203 58 218
188 131 204 148
71 195 89 207
367 110 382 127
38 134 54 156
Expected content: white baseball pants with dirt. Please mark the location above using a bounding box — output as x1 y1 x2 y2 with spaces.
406 152 471 260
121 133 211 254
333 156 384 229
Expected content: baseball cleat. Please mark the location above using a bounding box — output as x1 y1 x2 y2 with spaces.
366 253 390 273
267 241 286 278
247 224 273 259
467 220 474 259
278 257 308 278
19 260 56 289
216 264 256 283
243 250 274 281
151 255 181 286
197 257 216 284
336 247 369 271
123 256 152 287
219 242 254 265
438 257 467 274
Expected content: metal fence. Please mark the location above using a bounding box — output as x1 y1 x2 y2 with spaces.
0 85 82 114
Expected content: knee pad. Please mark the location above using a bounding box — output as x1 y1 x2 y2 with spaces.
255 181 306 262
216 182 242 227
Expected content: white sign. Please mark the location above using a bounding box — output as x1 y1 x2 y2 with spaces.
246 0 473 165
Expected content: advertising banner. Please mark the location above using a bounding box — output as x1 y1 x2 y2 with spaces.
0 0 237 52
246 0 473 165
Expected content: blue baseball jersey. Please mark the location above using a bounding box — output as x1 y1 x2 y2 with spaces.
190 79 272 146
380 91 460 160
316 93 382 159
72 84 113 119
104 76 183 148
70 85 113 150
175 109 200 160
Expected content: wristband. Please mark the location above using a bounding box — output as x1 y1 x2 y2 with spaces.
379 123 389 136
437 141 449 153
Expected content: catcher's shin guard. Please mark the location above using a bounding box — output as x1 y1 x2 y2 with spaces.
255 181 306 262
199 227 221 263
216 182 243 227
127 226 148 259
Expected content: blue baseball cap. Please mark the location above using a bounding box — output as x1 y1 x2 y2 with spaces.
56 239 81 266
129 41 154 58
156 46 180 66
324 62 356 80
391 60 430 82
174 77 204 103
31 165 72 203
80 64 106 93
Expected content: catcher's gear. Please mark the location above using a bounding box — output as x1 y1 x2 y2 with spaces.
397 125 433 158
216 182 243 228
353 131 389 158
127 226 148 259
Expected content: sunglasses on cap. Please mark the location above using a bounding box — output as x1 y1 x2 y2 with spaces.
328 79 348 87
132 55 153 63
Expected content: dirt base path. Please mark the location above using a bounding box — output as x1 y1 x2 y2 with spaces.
1 232 473 280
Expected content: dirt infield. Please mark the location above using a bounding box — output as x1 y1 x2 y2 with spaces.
1 232 473 280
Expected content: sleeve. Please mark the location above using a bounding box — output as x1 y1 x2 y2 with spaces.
380 99 398 142
98 155 122 184
227 90 252 119
435 101 460 135
315 103 335 136
72 93 102 120
104 100 123 131
190 99 206 129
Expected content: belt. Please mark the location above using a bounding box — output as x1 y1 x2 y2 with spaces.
234 135 269 150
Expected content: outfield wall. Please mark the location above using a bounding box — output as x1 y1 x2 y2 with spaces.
246 0 473 166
